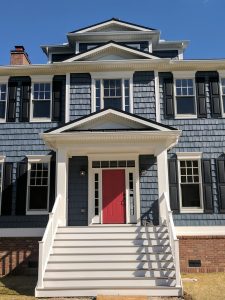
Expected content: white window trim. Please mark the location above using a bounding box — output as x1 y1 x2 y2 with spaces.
177 152 204 213
172 72 197 119
0 156 6 216
0 80 8 123
219 72 225 118
26 155 51 215
30 75 53 122
91 72 134 113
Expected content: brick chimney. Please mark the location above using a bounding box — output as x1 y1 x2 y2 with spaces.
10 45 31 65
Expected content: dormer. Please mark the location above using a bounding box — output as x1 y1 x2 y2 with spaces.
41 18 189 62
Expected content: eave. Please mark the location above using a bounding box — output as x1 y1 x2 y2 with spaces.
1 59 225 76
41 130 181 155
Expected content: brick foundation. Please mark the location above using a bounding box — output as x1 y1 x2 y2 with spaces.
0 237 40 277
179 235 225 273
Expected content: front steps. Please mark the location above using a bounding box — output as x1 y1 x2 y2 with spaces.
35 225 182 297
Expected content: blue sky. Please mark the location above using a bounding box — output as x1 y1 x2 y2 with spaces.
0 0 225 65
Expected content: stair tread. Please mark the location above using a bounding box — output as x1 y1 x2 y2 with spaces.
45 267 175 271
48 259 173 263
44 276 175 280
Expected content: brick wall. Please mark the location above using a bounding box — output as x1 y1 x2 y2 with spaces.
179 235 225 273
0 238 39 276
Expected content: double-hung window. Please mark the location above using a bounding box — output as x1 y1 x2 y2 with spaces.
221 78 225 115
177 153 203 212
175 79 196 117
26 156 51 214
32 83 51 120
93 75 132 113
0 84 7 121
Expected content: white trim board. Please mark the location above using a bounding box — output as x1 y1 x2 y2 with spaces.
0 228 45 237
176 226 225 236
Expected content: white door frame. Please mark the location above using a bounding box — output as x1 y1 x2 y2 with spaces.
88 153 140 225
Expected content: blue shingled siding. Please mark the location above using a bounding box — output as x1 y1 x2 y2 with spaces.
70 73 91 121
139 155 159 225
0 78 62 228
159 76 225 226
68 156 88 226
133 71 156 121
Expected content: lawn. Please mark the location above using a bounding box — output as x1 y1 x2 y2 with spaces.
0 273 225 300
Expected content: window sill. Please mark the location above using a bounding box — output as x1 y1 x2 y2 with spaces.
175 115 197 119
30 119 52 123
180 208 204 214
26 210 49 215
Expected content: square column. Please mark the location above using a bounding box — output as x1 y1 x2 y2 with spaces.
56 148 68 226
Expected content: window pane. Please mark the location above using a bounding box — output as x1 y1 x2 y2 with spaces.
104 98 122 110
33 101 50 118
176 80 181 87
0 102 6 118
181 184 200 207
176 96 195 114
29 186 48 209
223 96 225 113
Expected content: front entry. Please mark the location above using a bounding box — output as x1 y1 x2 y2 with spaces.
102 169 126 224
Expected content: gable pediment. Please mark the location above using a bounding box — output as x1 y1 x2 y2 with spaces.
45 109 177 134
63 42 159 62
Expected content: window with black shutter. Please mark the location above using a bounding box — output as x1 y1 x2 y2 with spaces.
168 158 180 212
16 161 28 215
216 158 225 213
1 162 13 215
7 81 17 122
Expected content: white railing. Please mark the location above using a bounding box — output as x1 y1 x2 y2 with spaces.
159 192 182 289
37 194 65 288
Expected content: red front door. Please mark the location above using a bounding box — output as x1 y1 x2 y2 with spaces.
102 169 126 224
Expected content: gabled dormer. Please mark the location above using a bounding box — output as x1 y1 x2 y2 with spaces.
41 18 189 63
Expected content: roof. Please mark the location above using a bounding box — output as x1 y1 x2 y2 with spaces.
69 18 157 34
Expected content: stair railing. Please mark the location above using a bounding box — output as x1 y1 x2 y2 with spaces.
159 192 182 289
37 194 64 288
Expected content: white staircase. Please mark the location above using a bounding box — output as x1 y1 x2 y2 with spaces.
35 224 182 297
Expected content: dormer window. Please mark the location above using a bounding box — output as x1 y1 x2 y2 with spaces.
93 73 132 113
31 82 52 121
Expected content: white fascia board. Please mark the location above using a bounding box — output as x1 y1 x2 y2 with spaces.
31 75 54 82
0 156 5 163
63 43 159 62
91 71 134 79
0 76 9 83
74 20 153 34
176 226 225 236
44 109 174 134
218 70 225 77
26 155 52 162
173 71 196 78
176 152 202 160
0 228 45 237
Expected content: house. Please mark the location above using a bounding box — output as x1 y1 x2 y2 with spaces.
0 18 225 297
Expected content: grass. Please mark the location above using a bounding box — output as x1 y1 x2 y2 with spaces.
0 273 225 299
182 272 225 300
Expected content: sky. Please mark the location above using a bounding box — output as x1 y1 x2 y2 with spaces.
0 0 225 65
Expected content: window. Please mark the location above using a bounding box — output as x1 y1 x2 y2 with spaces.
175 79 196 116
94 78 131 112
0 84 7 120
178 158 203 211
32 83 51 120
27 157 50 214
221 78 225 114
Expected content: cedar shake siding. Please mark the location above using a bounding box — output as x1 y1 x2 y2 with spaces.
159 72 225 226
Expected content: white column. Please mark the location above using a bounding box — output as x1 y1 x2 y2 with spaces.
65 73 70 123
157 150 169 223
56 148 68 226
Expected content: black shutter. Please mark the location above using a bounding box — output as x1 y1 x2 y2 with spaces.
15 161 28 215
52 76 65 122
49 154 56 212
163 77 174 118
209 77 221 118
196 76 207 118
1 162 13 215
216 158 225 213
7 82 17 122
168 159 180 213
20 81 31 122
202 159 213 213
